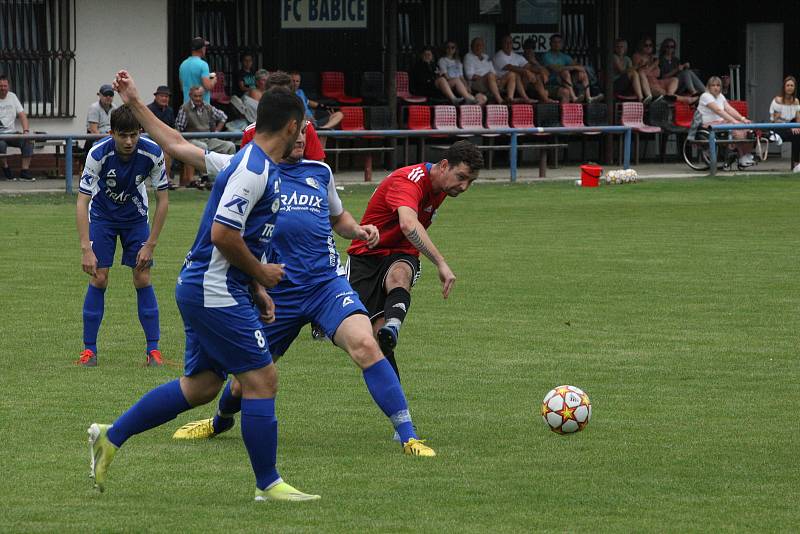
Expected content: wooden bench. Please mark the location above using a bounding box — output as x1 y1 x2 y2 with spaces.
429 142 568 178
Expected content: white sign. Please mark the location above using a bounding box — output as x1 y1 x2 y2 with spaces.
281 0 367 29
511 33 555 52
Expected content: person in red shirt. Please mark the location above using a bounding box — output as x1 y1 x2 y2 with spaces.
346 140 483 424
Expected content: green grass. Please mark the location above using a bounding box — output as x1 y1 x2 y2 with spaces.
1 176 798 532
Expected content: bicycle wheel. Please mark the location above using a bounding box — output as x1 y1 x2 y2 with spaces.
682 129 713 171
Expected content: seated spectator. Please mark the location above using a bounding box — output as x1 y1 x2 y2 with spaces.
87 84 116 135
290 71 343 130
409 46 468 105
234 52 256 97
0 74 34 181
492 35 536 103
698 76 753 168
463 37 517 104
521 39 558 103
437 40 484 105
147 85 176 187
632 37 695 104
541 34 598 103
244 69 269 120
176 86 234 186
612 38 650 102
658 38 704 96
769 76 800 172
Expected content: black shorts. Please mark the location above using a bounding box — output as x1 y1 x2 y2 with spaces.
346 253 421 322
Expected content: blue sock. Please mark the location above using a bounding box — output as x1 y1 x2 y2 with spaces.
212 381 241 434
362 358 417 443
136 285 160 352
82 284 105 353
241 398 280 490
107 379 191 448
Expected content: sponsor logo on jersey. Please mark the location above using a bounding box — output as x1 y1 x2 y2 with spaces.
106 169 117 178
342 296 354 307
105 187 131 204
305 177 320 189
281 190 323 212
134 174 146 186
260 223 275 242
106 178 117 188
271 198 280 213
224 195 250 215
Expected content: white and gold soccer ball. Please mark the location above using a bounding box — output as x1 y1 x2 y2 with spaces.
541 385 592 434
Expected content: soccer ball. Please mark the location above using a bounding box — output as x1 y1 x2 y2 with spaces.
541 385 592 434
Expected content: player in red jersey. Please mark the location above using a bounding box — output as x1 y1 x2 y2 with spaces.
346 141 483 432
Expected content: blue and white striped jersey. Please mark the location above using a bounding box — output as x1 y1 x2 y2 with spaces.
79 136 168 224
176 143 282 308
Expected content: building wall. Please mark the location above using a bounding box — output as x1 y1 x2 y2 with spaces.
35 0 168 135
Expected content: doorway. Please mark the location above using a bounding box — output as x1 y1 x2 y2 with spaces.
746 23 783 123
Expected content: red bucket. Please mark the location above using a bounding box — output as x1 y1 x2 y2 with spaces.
580 164 603 187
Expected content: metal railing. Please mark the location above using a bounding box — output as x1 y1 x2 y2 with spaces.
708 122 800 176
0 126 633 193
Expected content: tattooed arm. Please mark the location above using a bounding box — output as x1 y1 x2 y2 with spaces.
397 206 456 298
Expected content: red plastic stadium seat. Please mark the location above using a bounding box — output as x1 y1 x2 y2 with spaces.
560 103 585 128
673 102 695 128
403 105 430 164
340 106 365 130
458 105 483 130
433 105 457 130
620 102 660 134
510 104 534 129
211 71 231 105
728 100 749 119
396 71 427 104
321 71 363 105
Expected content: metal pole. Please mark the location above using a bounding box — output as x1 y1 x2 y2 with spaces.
709 129 717 176
623 128 631 169
510 132 518 182
65 137 73 194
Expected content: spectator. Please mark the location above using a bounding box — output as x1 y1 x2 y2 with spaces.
175 86 234 187
244 69 269 120
233 52 256 97
521 38 559 103
698 76 753 168
409 46 467 105
437 40 483 105
290 71 344 130
632 37 690 104
658 38 704 96
492 35 536 104
612 38 650 103
769 76 800 172
178 36 215 105
147 85 177 187
87 84 116 135
0 74 34 181
541 34 598 103
463 37 517 104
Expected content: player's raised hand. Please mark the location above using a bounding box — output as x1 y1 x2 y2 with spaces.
135 242 155 272
257 263 284 288
82 248 98 277
113 70 140 104
438 261 456 299
357 224 380 248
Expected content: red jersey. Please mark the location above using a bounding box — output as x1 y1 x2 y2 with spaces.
240 121 325 161
347 163 446 257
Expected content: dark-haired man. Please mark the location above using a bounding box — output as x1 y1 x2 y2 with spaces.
87 73 318 502
75 105 169 368
113 69 437 459
346 141 483 440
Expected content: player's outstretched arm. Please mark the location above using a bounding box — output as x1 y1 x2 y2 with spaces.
397 206 456 298
211 222 284 288
330 211 379 248
113 70 208 171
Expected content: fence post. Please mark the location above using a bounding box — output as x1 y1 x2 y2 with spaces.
510 132 518 182
65 137 73 194
623 128 631 170
708 129 717 176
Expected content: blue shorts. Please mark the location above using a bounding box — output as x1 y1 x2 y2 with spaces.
266 276 367 357
89 220 150 269
178 299 273 379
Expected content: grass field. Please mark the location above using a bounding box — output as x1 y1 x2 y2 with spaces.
1 176 798 532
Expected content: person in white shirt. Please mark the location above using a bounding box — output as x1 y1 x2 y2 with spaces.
769 75 800 172
698 76 754 168
437 41 485 105
463 37 517 104
0 75 34 181
492 35 535 104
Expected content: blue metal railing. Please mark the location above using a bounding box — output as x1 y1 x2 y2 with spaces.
1 126 632 193
708 122 800 176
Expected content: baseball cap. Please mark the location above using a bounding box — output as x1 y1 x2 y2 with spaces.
98 84 114 96
153 85 171 96
191 36 210 50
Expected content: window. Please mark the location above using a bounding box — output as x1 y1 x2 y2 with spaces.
0 0 76 118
